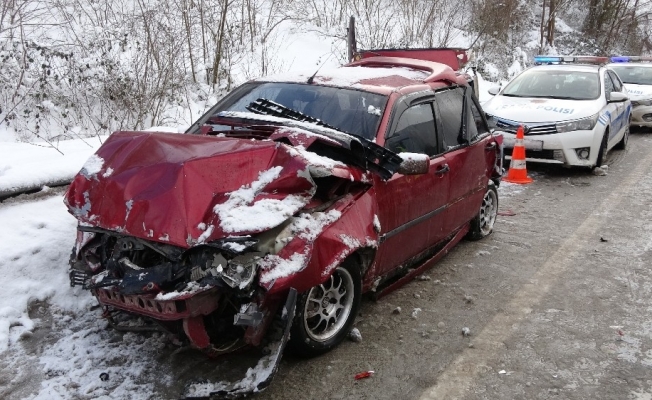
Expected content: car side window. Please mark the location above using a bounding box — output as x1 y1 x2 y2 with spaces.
604 73 615 97
385 103 438 156
435 88 464 151
468 97 489 141
608 71 623 91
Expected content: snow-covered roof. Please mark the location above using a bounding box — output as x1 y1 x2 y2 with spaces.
258 65 430 90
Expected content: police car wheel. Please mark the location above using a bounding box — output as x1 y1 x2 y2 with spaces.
615 125 629 150
595 130 609 168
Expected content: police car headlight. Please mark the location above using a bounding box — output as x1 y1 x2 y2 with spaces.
556 113 599 133
632 99 652 107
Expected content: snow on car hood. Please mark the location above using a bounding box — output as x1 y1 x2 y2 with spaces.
624 84 652 100
483 95 602 123
64 131 360 248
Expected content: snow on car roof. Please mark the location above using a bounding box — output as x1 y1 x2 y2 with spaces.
258 66 430 90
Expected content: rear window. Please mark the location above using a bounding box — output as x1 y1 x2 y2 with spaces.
210 82 388 140
502 70 600 100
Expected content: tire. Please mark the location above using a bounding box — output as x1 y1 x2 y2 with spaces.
595 129 609 168
288 259 361 357
615 124 629 150
466 181 498 241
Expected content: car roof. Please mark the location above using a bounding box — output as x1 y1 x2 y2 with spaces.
257 56 464 95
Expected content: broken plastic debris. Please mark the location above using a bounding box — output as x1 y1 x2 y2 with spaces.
497 209 516 216
354 371 374 380
498 370 513 375
592 166 607 176
462 327 471 336
348 328 363 343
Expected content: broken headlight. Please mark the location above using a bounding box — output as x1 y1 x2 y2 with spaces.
221 252 262 290
190 252 227 281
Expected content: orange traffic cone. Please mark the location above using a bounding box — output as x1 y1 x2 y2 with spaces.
504 125 533 184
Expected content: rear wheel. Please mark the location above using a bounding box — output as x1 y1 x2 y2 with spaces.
466 181 498 241
288 259 361 357
615 124 629 150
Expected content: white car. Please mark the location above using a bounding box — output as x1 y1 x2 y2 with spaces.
607 56 652 129
483 56 631 168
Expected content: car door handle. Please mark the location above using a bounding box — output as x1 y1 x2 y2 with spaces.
435 164 450 175
485 142 496 150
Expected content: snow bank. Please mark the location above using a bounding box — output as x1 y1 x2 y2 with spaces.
0 195 94 353
0 136 107 196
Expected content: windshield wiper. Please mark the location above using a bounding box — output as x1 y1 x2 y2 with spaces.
546 95 585 100
501 93 527 98
246 98 336 130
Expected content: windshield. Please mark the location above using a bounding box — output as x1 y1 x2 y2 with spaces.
609 65 652 85
502 70 600 100
203 82 387 140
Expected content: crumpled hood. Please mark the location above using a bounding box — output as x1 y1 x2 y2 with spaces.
64 131 324 248
483 95 602 123
624 84 652 101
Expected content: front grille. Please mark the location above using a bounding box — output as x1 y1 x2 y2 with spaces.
95 287 220 320
505 148 556 160
495 118 558 135
527 124 557 135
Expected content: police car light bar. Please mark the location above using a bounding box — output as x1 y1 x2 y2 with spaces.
534 55 609 65
610 56 652 63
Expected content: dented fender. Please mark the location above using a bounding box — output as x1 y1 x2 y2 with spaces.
260 189 378 295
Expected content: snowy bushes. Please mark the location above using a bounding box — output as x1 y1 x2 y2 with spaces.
2 0 650 143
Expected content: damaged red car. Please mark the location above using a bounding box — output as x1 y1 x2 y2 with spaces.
65 50 503 397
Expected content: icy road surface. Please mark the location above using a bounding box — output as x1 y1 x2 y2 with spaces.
1 134 652 399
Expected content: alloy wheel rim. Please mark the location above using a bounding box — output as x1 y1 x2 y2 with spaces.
479 189 497 235
303 267 354 342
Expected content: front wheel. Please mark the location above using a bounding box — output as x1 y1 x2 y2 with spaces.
288 259 361 357
466 182 498 241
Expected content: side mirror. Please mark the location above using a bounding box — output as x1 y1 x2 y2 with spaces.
397 153 429 175
608 91 628 103
488 86 501 96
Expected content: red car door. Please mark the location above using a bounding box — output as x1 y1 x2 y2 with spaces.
435 88 496 233
374 102 451 276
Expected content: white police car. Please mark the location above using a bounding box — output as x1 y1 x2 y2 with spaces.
483 56 631 168
608 56 652 129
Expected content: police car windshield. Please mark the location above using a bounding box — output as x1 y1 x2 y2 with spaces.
502 70 600 100
609 65 652 85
